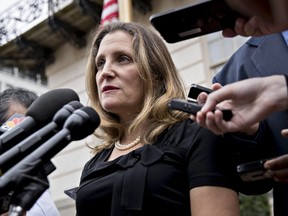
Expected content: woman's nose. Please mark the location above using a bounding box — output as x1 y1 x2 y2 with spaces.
101 63 115 78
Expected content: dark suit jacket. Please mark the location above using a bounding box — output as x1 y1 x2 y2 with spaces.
214 32 288 216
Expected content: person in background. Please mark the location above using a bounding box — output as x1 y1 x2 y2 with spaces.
73 21 270 216
0 88 38 127
0 87 60 216
196 30 288 215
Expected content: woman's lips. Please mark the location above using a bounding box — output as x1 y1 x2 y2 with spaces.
102 85 119 93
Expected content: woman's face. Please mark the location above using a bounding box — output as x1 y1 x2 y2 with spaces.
95 31 144 119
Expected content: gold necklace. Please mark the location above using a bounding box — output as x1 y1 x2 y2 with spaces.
115 136 141 151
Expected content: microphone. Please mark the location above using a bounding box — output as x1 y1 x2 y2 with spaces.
0 101 83 175
0 88 79 154
0 106 100 196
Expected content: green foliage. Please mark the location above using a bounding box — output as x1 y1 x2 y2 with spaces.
239 193 271 216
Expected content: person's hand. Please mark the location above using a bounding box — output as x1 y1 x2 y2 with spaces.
223 0 288 37
222 17 279 37
189 83 222 121
263 128 288 183
196 75 288 135
281 128 288 138
264 129 288 183
264 154 288 183
195 82 259 135
198 83 222 105
190 83 232 133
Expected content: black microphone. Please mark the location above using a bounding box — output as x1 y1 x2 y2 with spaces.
0 101 83 175
0 88 79 154
0 106 100 196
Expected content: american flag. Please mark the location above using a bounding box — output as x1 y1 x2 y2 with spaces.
101 0 119 25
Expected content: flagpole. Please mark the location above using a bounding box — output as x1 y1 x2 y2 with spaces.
118 0 133 22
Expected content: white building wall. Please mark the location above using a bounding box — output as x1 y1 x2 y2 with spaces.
45 42 92 213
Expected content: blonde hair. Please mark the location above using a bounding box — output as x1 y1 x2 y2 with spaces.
85 22 188 153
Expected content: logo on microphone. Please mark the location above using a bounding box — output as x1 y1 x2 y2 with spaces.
0 113 25 133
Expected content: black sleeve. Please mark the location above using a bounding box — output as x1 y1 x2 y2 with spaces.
223 121 276 195
187 123 275 195
187 125 239 192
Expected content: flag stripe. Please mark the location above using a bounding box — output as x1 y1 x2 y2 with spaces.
101 4 118 19
101 0 119 25
103 0 117 9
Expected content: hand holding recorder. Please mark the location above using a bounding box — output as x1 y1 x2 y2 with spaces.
150 0 241 43
197 76 287 135
262 129 288 183
168 83 232 122
150 0 288 43
241 129 288 183
264 154 288 183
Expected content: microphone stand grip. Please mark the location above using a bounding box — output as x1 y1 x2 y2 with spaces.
8 163 51 216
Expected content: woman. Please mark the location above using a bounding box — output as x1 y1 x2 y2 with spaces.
76 22 241 216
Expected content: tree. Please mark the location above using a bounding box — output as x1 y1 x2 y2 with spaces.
240 193 271 216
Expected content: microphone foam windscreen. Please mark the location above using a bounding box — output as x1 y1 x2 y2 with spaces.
68 101 83 110
26 88 79 125
68 106 100 140
81 106 101 130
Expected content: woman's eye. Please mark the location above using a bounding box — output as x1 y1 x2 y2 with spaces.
96 60 105 69
118 55 131 63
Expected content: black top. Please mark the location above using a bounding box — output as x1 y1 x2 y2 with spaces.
75 119 257 216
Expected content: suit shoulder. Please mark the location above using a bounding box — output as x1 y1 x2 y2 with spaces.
246 33 283 47
246 36 266 47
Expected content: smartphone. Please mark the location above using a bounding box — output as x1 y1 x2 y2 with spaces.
187 83 213 103
150 0 241 43
168 98 232 121
237 159 272 182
